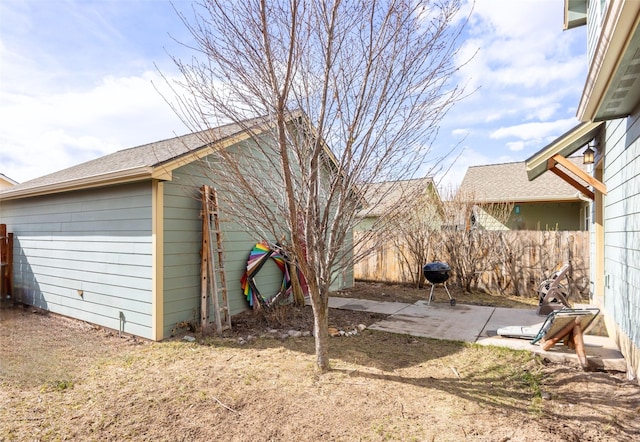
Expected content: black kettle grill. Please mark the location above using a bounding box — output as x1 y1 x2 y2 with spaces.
422 261 456 306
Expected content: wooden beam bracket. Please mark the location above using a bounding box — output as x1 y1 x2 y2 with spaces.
547 154 608 200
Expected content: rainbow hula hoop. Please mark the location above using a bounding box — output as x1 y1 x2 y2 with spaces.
241 242 292 308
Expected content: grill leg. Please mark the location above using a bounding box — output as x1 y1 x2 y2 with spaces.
443 282 452 300
443 282 456 306
428 282 456 306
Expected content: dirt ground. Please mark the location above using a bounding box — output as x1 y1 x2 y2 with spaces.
333 281 542 308
1 283 639 441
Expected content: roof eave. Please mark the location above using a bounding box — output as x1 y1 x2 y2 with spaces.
564 0 587 30
0 166 156 201
473 195 585 204
576 1 640 122
0 119 268 201
525 121 603 181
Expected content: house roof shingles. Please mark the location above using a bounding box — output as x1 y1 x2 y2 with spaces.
11 132 205 191
458 158 588 203
360 177 436 217
0 118 268 200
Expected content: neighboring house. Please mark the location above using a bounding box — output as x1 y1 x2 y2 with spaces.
439 200 468 231
0 173 18 189
457 159 590 231
355 177 443 231
526 0 640 381
0 116 352 341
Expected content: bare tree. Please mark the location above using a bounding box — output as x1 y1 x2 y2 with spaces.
438 188 513 293
383 178 443 287
167 0 468 371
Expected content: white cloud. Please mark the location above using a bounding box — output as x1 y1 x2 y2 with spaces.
428 1 588 190
0 0 194 184
506 141 525 152
435 147 492 195
489 118 577 141
0 0 588 193
0 71 187 183
450 0 586 127
451 128 470 137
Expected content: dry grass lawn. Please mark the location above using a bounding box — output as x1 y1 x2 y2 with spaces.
1 284 639 441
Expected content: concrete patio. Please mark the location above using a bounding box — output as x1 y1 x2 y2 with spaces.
329 297 627 372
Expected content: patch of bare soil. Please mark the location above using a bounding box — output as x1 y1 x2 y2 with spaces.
217 300 388 339
2 290 639 441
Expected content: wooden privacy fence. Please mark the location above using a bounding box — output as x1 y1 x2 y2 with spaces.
354 230 590 299
1 224 13 299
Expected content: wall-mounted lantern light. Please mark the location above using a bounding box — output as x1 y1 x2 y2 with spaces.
583 143 595 165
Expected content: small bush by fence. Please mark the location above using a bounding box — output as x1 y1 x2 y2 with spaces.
354 230 590 300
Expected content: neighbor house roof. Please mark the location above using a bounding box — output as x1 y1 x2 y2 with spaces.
0 173 18 188
458 158 589 203
0 113 315 201
359 177 438 217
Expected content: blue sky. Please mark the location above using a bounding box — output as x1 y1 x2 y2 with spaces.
0 0 587 190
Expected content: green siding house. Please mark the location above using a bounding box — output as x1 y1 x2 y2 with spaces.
355 177 443 232
0 118 353 340
458 159 590 231
526 0 640 381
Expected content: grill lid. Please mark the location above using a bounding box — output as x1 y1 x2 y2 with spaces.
423 261 451 272
423 261 451 284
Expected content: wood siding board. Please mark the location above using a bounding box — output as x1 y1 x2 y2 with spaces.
161 152 296 337
161 166 206 337
602 117 640 352
603 212 640 232
50 304 152 339
19 256 152 283
30 276 152 303
161 218 201 229
58 219 151 233
7 218 151 234
21 246 150 265
160 240 202 256
163 228 201 244
29 272 152 301
163 275 200 292
70 207 152 222
24 255 152 278
16 235 152 245
509 201 584 231
1 201 84 217
163 265 200 280
13 263 152 293
40 283 152 315
0 182 155 337
2 187 150 216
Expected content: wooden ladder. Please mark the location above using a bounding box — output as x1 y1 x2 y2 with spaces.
200 185 231 334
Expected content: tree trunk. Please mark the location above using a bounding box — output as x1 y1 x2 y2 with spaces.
309 289 330 372
289 263 305 306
